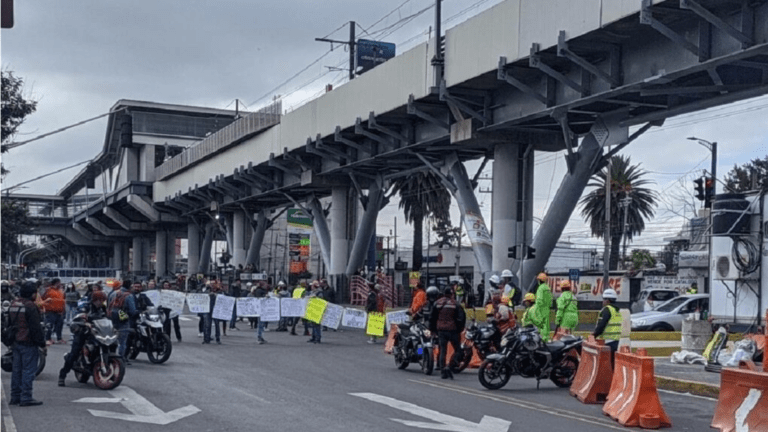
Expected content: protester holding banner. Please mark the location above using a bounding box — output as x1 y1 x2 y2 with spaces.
307 285 324 344
290 280 308 336
251 284 268 344
161 280 182 343
229 278 242 331
275 281 290 331
366 283 385 344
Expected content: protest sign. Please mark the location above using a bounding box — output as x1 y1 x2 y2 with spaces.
366 312 386 337
186 293 210 313
160 290 186 314
320 303 343 330
304 297 328 324
143 290 160 306
260 298 281 322
385 310 409 329
212 295 235 321
341 308 367 329
236 297 260 317
280 298 307 317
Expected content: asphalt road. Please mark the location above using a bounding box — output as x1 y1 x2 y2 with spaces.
2 316 717 432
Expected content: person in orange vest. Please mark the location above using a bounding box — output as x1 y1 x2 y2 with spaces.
41 279 66 345
409 283 427 317
495 295 517 334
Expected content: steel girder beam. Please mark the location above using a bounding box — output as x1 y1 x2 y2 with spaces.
557 30 621 88
407 94 450 130
680 0 753 48
85 216 129 238
530 43 587 97
103 207 150 231
334 126 371 154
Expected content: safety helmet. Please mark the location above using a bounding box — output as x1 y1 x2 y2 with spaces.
277 281 286 286
501 269 513 278
536 272 548 281
524 292 536 302
489 274 500 286
426 286 439 301
559 280 571 290
602 289 618 300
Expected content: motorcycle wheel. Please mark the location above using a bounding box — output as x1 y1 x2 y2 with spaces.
147 333 172 364
478 358 511 390
127 343 140 360
550 353 580 388
74 369 90 383
92 357 125 390
35 347 46 377
393 338 409 370
421 347 434 376
450 347 473 374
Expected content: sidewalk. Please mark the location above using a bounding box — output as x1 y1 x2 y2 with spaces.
653 358 722 398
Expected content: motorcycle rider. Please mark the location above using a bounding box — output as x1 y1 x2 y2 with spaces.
593 288 622 353
486 274 501 304
416 286 440 323
495 295 516 334
555 280 579 335
8 282 47 407
430 286 466 380
529 272 553 342
500 270 519 307
107 280 138 363
58 291 108 387
521 293 536 327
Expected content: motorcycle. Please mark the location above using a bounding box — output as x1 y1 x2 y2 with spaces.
478 325 582 390
451 319 500 373
69 316 125 390
1 301 47 377
126 307 172 364
392 319 434 375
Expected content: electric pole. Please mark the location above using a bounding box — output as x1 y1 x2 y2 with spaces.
315 21 356 81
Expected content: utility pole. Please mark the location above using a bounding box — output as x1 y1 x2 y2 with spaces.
431 0 444 88
602 151 612 291
315 21 356 81
620 197 632 268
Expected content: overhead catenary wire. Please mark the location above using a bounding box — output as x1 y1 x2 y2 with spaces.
3 159 91 193
2 108 125 152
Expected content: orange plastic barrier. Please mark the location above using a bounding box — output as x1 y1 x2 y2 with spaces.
570 336 613 404
603 347 672 428
384 326 398 354
711 360 768 432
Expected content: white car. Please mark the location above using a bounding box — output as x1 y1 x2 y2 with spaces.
630 294 709 331
630 288 680 313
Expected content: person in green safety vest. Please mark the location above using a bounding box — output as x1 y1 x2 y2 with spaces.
555 280 579 335
453 280 466 306
593 288 621 353
521 292 536 327
530 272 553 342
289 280 308 336
687 282 698 295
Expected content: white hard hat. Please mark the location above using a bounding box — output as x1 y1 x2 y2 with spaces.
602 289 618 300
501 269 513 278
489 274 500 284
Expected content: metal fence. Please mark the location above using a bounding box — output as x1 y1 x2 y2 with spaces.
155 100 282 180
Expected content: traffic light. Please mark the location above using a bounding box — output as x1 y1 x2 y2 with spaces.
704 177 714 208
693 177 705 201
525 245 536 260
507 245 517 259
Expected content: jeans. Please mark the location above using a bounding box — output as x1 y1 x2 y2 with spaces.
115 323 130 358
65 303 78 323
45 312 64 341
438 331 461 370
311 322 321 342
256 318 265 340
162 309 182 341
59 332 85 378
203 314 220 342
10 343 40 403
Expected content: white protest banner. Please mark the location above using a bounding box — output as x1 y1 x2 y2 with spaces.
143 290 160 307
280 298 307 317
160 290 186 314
320 302 344 330
186 293 210 313
260 298 281 322
386 310 409 329
236 297 260 317
341 308 367 329
212 295 235 321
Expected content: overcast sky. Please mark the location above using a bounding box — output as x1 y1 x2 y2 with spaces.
2 0 767 253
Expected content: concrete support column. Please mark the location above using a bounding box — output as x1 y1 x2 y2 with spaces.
330 186 349 277
113 243 123 272
142 238 151 273
131 237 143 273
344 180 385 275
245 210 267 269
187 223 200 277
448 159 492 277
232 210 246 268
308 197 331 272
166 232 177 276
198 222 215 274
156 230 168 280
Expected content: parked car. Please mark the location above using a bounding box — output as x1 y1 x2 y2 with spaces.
630 288 680 313
630 294 709 331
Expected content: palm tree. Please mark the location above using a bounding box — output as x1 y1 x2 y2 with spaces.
579 155 657 270
390 171 451 271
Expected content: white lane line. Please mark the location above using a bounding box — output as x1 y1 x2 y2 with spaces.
657 388 718 402
2 387 18 432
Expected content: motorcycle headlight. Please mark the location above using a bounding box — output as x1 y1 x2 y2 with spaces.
149 314 160 321
501 338 509 347
95 334 117 345
424 330 431 338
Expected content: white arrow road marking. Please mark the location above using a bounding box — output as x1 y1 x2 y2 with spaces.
735 388 762 432
73 386 200 425
351 392 510 432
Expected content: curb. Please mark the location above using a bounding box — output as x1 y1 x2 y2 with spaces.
655 375 720 399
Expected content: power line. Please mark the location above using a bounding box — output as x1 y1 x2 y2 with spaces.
2 108 125 152
3 159 91 193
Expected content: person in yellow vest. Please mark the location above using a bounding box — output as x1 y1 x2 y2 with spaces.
289 281 308 336
521 292 536 327
593 288 621 353
530 272 553 342
555 280 579 335
687 282 698 295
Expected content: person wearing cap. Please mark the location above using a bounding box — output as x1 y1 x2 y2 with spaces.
593 288 621 352
500 269 519 307
521 292 536 327
554 280 579 335
366 283 384 343
8 282 47 406
58 290 108 387
429 286 466 380
487 274 501 302
529 272 553 342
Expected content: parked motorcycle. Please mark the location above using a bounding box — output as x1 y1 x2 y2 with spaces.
451 319 500 373
1 301 47 377
392 319 434 375
478 325 581 390
68 316 125 390
126 307 172 364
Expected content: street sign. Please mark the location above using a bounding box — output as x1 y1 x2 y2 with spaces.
356 39 395 74
569 268 580 284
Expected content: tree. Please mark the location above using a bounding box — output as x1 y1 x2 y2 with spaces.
390 171 451 271
723 155 768 193
1 199 35 263
579 155 658 270
1 70 38 179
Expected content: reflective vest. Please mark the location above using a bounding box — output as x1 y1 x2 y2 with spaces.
521 307 534 327
292 288 306 299
597 304 621 341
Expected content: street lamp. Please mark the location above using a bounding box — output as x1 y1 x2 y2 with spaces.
687 137 717 197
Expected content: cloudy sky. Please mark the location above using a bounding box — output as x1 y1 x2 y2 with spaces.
2 0 767 253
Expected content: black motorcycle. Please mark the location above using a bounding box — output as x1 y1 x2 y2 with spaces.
452 319 500 373
478 325 582 390
1 301 47 377
392 320 434 375
126 307 172 364
69 316 125 390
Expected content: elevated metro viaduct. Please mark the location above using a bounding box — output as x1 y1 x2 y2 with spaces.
14 0 768 295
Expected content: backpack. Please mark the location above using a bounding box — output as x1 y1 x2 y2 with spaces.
1 312 18 346
107 290 131 322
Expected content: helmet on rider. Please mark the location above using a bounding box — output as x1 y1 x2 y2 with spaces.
602 289 618 301
488 274 500 287
91 290 107 306
524 292 536 303
426 286 440 302
536 272 548 282
501 269 513 278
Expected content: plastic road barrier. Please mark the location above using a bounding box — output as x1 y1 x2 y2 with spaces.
570 336 613 404
711 360 768 432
